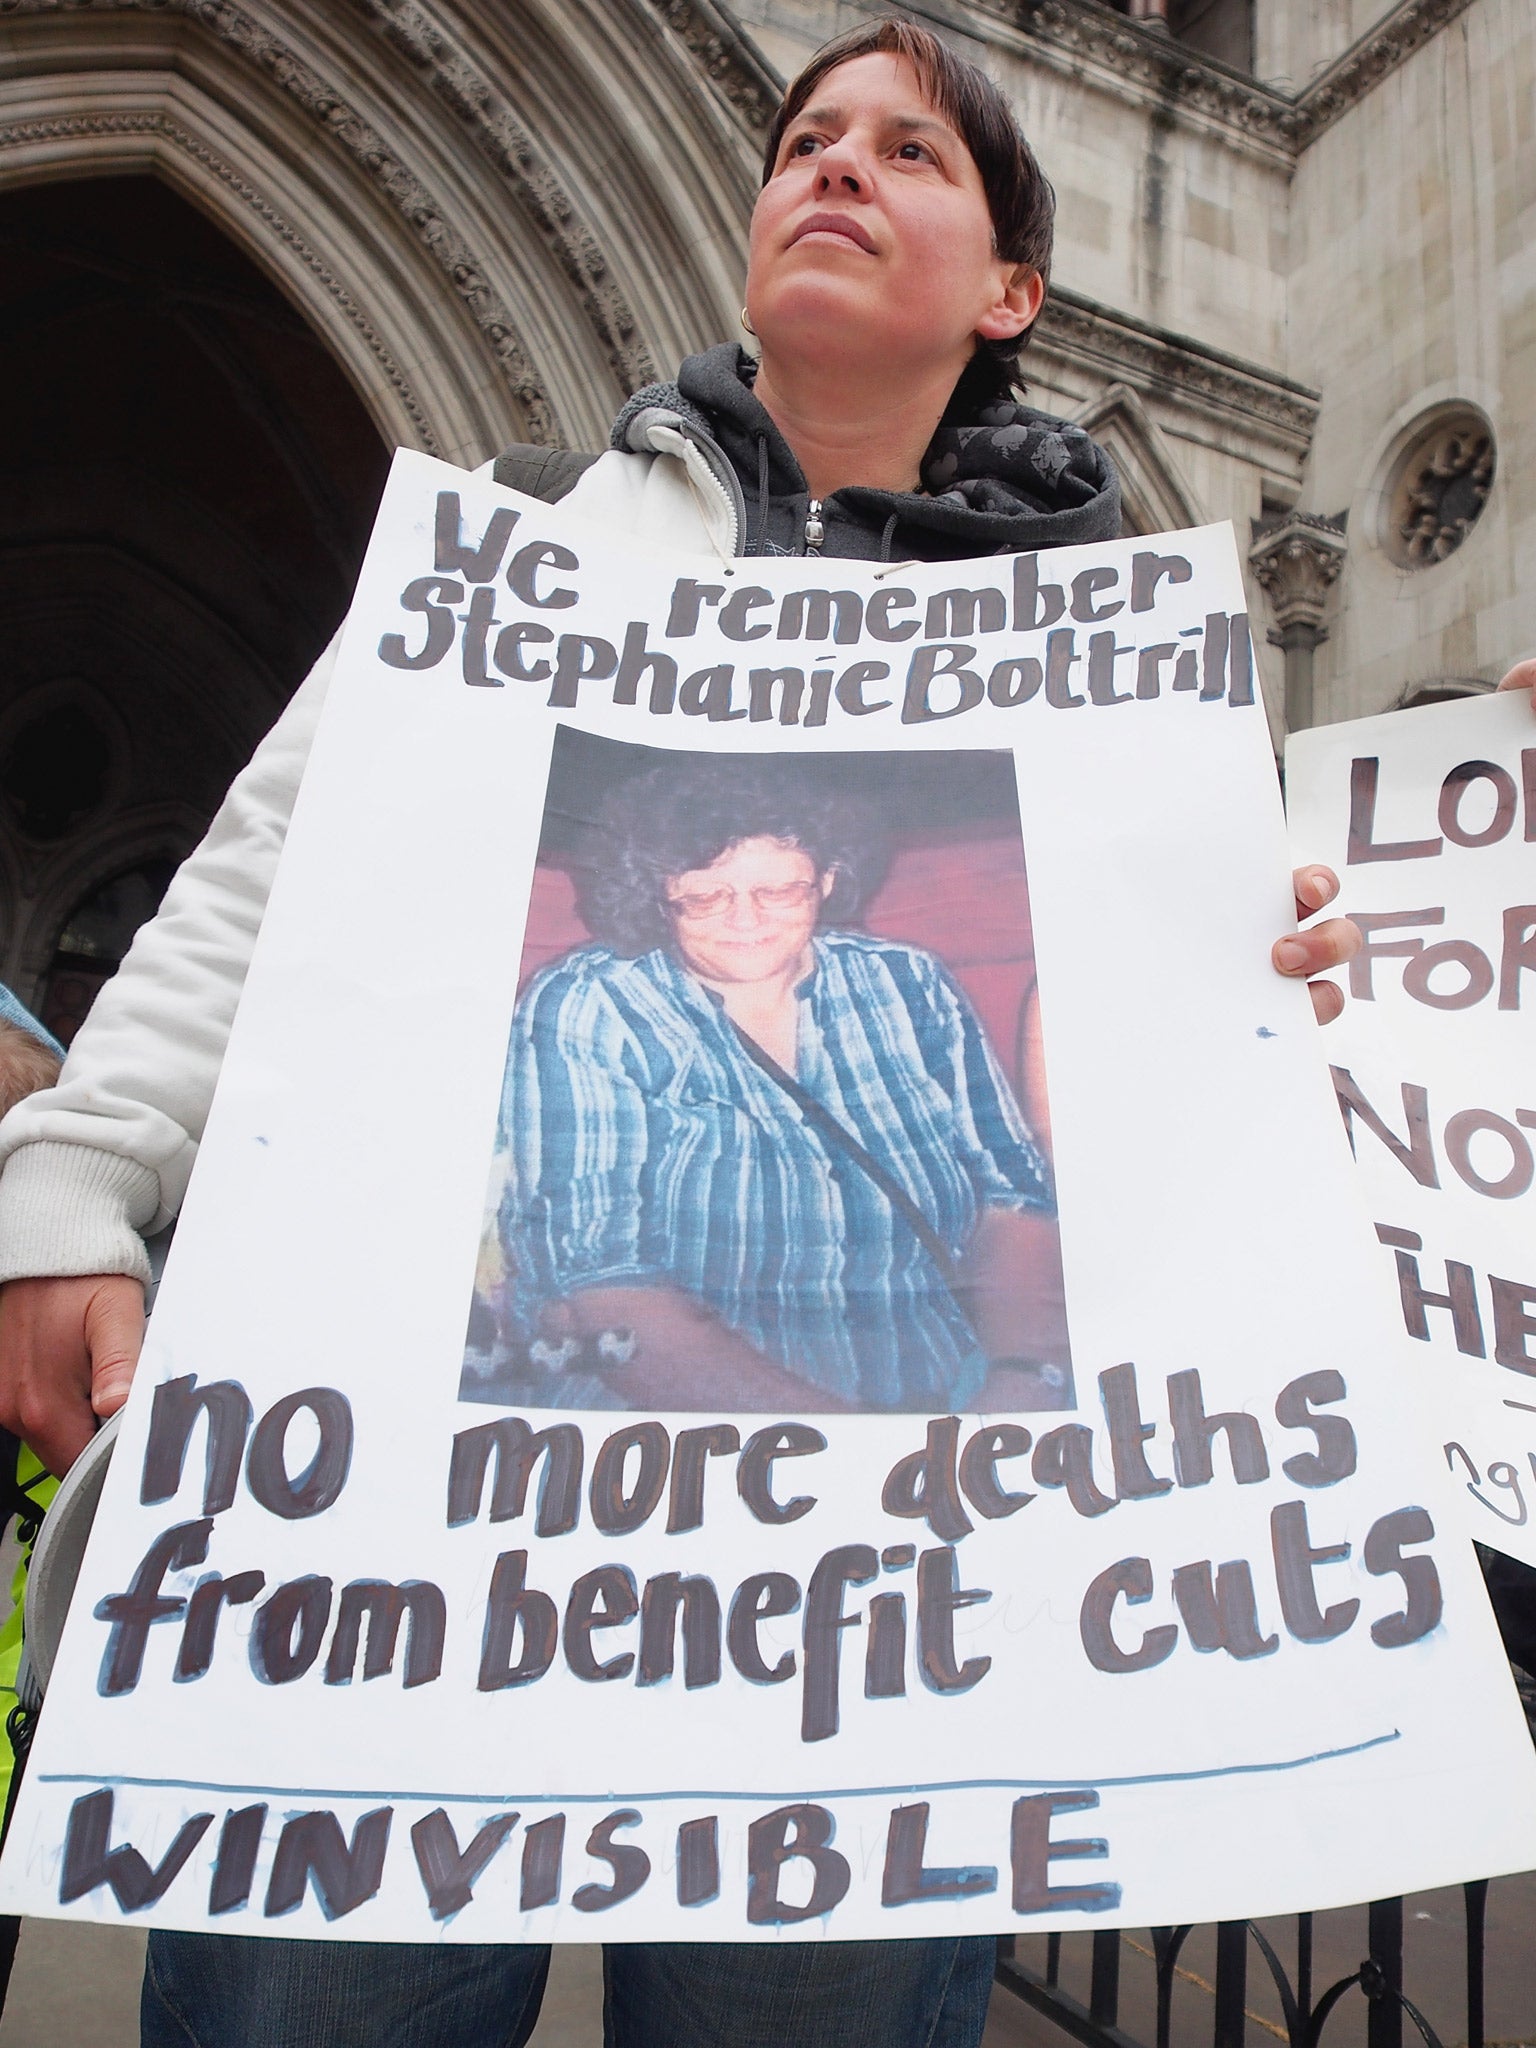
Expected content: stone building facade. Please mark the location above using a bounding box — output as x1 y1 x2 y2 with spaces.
1 0 1529 1033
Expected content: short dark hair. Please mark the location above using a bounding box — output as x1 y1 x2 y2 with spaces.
576 758 881 959
762 18 1055 389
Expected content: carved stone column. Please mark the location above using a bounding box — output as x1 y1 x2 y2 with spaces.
1248 512 1348 733
1125 0 1170 25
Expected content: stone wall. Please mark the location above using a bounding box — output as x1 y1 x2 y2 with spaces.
1255 0 1403 90
1287 0 1533 716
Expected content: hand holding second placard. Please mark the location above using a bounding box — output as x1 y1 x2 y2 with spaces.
1496 656 1536 704
1273 865 1361 1026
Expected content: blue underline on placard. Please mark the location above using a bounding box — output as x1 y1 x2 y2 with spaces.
39 1730 1400 1808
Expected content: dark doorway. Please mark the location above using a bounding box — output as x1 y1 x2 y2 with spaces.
0 174 389 1040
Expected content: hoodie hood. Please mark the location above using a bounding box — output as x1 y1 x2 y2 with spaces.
612 342 1121 562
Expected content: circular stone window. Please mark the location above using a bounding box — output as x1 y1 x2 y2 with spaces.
1384 408 1496 568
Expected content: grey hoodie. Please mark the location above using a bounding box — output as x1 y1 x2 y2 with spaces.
611 341 1121 562
498 342 1122 564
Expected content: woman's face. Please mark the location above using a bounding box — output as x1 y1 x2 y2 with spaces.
746 53 1037 383
664 836 834 989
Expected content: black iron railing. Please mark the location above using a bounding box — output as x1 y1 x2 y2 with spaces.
994 1883 1498 2048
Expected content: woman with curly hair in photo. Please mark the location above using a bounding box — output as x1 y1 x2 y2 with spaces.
485 754 1071 1415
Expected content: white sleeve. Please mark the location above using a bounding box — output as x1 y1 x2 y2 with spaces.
0 629 342 1284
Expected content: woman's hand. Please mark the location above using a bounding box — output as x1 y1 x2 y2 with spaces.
1273 866 1361 1026
1497 657 1536 702
1277 667 1531 1019
0 1274 145 1476
1280 662 1531 1022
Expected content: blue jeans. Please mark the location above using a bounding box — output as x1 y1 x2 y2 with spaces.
141 1930 997 2047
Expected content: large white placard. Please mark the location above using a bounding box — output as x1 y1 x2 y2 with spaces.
2 452 1532 1944
1288 693 1536 1567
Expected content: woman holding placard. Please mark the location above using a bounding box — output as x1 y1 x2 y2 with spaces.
0 19 1359 2046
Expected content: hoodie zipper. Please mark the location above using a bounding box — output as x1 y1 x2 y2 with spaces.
803 498 824 554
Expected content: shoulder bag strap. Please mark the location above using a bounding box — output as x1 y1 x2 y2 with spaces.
727 1023 962 1293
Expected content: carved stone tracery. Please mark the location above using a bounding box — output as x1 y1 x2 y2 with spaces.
1249 511 1348 634
1037 286 1319 453
0 0 618 443
641 0 781 132
1247 510 1348 732
354 0 664 396
980 0 1299 164
1390 418 1496 567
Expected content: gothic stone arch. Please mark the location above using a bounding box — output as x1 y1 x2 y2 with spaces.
0 0 767 462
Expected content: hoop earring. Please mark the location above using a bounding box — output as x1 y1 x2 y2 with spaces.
740 306 756 337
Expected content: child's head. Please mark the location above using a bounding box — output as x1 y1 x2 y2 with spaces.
0 1017 62 1120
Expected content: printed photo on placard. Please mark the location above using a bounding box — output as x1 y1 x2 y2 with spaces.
461 727 1072 1415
